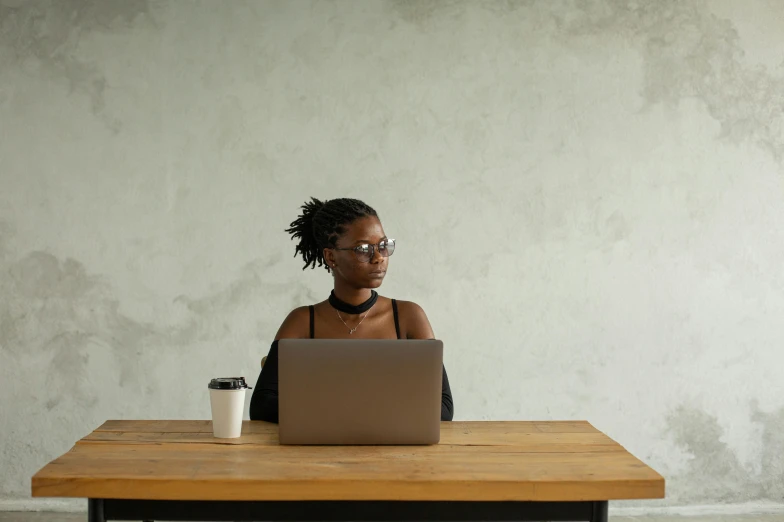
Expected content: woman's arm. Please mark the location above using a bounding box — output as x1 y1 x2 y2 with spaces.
249 307 309 423
249 340 280 422
399 301 454 422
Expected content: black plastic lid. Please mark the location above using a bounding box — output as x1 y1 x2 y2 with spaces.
208 377 251 390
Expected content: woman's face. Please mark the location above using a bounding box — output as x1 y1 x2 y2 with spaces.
325 216 392 288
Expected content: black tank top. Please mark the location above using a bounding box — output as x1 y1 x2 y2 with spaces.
249 299 454 423
309 299 401 339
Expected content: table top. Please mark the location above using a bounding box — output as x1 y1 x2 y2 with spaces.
31 420 664 502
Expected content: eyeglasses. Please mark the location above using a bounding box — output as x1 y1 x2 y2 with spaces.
333 238 396 263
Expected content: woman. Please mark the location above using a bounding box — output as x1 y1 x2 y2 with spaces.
249 197 454 422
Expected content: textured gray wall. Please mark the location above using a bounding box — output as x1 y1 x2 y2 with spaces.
1 0 783 512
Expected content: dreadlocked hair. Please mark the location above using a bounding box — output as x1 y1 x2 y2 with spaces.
285 197 379 271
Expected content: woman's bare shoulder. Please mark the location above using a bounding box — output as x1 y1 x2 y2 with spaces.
274 306 311 340
393 300 434 339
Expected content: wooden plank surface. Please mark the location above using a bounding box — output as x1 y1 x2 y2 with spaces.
80 430 623 452
32 420 665 502
82 421 620 449
93 420 598 434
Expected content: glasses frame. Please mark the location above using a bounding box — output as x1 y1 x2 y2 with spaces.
332 238 396 263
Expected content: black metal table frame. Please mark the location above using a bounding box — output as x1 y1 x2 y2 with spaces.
88 498 609 522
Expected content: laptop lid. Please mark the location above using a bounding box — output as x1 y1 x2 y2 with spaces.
278 339 443 445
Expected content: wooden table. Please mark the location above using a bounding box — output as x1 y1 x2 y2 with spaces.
32 420 664 522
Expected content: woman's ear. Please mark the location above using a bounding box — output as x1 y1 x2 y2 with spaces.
323 247 336 269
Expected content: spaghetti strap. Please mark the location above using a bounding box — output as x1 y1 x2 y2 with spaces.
309 305 315 339
391 299 401 339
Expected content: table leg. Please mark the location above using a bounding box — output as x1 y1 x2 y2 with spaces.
88 499 105 522
591 501 608 522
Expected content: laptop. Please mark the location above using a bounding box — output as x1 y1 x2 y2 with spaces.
277 338 443 445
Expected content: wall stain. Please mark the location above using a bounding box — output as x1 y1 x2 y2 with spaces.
45 330 95 407
175 253 285 317
0 0 154 131
0 221 308 409
545 0 784 161
752 402 784 500
172 252 319 345
666 405 747 503
667 404 784 503
386 0 784 160
9 251 97 299
0 0 32 9
1 248 160 401
0 221 11 262
385 0 466 28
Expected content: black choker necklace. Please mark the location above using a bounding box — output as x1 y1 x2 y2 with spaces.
329 290 378 315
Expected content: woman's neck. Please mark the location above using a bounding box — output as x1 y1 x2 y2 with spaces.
331 285 373 308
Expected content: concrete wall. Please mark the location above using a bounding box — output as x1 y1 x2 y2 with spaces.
1 0 783 513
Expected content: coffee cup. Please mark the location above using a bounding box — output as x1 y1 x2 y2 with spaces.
208 377 251 438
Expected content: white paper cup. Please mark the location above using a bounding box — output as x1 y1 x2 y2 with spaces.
208 377 251 439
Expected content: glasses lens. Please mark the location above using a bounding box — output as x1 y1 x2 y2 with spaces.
381 239 395 257
355 244 372 262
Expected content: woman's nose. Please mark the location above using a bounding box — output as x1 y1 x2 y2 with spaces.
371 246 384 263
